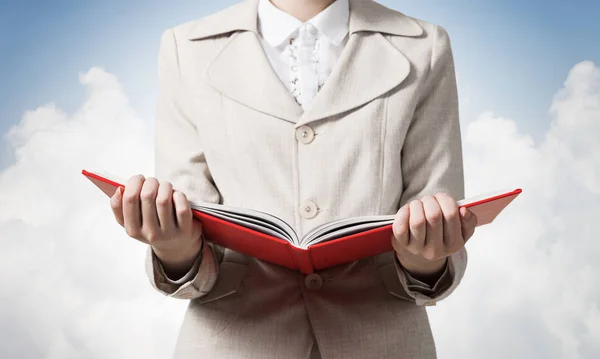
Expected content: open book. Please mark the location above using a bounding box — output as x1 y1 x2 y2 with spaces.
82 169 522 274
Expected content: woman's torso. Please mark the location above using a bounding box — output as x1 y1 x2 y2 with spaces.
157 0 461 357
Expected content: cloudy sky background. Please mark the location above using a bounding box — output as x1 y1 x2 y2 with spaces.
1 0 599 358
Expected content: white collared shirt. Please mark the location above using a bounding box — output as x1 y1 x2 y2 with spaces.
257 0 350 109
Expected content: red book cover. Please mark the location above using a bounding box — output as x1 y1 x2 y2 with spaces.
82 169 522 274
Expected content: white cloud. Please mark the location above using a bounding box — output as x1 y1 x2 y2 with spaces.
429 60 600 359
0 68 186 359
1 61 599 358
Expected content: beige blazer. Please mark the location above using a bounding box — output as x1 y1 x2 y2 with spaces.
145 0 467 358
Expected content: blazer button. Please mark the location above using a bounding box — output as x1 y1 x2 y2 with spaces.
304 273 323 290
295 125 315 144
299 200 318 219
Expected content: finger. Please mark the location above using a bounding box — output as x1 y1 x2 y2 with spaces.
436 193 463 253
122 175 145 240
391 204 410 251
173 190 193 234
407 200 426 255
156 181 175 233
110 186 125 227
422 195 444 261
140 177 161 242
460 207 478 244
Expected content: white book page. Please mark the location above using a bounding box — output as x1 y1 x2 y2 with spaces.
197 207 293 243
300 215 395 247
191 202 299 245
302 218 395 248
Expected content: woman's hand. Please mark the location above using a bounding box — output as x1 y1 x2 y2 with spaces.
391 193 477 283
109 175 204 278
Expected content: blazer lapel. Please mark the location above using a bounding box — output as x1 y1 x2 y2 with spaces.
296 0 424 127
297 31 411 126
188 0 302 123
205 31 303 123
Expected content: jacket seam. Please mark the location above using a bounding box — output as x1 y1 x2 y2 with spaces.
378 38 392 214
167 28 182 79
379 96 390 214
430 24 438 75
414 24 436 108
207 35 227 205
421 23 436 103
292 126 301 236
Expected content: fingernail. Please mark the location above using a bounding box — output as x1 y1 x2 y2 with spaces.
464 208 473 220
460 207 468 218
114 186 122 198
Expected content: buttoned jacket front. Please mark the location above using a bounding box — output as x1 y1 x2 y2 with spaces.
146 0 468 358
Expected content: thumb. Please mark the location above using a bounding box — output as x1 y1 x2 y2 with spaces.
460 207 477 242
191 218 204 242
110 186 124 226
392 205 410 246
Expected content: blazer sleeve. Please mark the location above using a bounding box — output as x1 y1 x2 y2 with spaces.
393 24 467 305
145 28 221 300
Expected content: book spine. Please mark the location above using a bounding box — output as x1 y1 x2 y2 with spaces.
287 245 314 274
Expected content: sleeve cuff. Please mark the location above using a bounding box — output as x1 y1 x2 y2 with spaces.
401 259 451 295
145 235 219 300
393 247 467 306
155 247 204 285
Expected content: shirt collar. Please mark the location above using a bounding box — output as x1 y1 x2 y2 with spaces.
257 0 350 48
309 0 349 46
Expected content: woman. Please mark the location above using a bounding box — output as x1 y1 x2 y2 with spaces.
110 0 478 358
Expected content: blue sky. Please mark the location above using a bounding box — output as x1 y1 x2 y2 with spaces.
1 0 599 164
